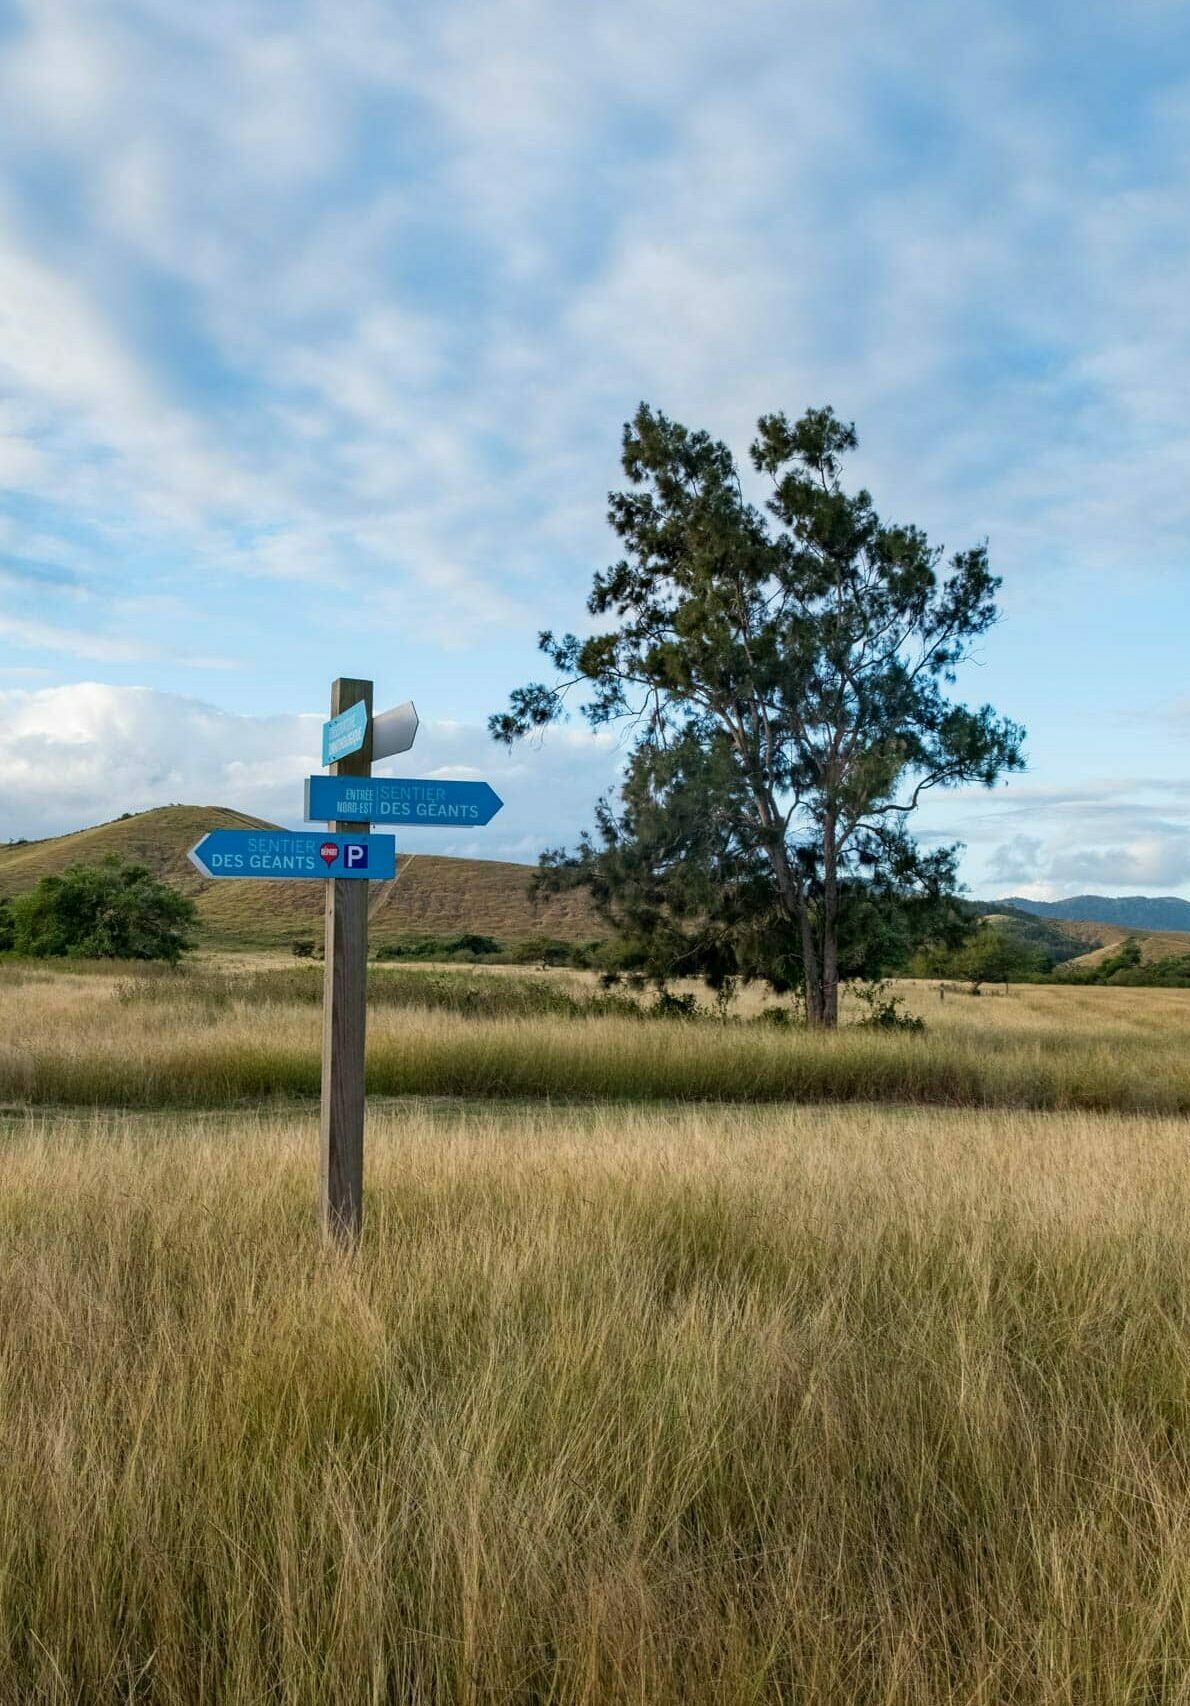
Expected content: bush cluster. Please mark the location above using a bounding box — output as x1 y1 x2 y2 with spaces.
0 858 196 963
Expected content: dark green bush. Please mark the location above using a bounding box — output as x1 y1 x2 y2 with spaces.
374 933 502 962
8 859 197 963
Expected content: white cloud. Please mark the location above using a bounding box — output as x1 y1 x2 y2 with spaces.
987 835 1045 886
1049 834 1190 890
919 777 1190 898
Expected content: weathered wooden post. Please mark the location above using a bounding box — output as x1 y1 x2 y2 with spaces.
320 676 373 1244
190 686 502 1244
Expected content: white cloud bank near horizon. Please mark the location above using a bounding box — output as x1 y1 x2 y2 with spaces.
0 682 624 862
3 684 1190 900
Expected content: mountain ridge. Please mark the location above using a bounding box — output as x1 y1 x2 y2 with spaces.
998 894 1190 933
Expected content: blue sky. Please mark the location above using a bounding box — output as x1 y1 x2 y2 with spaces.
0 0 1188 894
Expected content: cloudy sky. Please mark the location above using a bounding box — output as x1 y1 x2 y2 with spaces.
0 0 1187 895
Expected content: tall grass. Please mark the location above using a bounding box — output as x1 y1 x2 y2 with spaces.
3 966 1190 1113
4 1100 1190 1701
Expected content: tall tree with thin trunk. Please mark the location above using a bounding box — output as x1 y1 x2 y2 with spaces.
491 404 1024 1027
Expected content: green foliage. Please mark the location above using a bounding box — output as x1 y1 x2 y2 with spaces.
1056 937 1190 988
852 982 927 1032
1107 954 1190 987
1095 936 1143 979
911 918 1050 983
374 932 503 963
976 909 1092 966
291 938 317 959
8 858 197 963
504 935 572 966
493 402 1023 1026
0 898 13 954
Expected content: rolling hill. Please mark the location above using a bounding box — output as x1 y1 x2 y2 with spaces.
0 806 603 950
975 902 1190 973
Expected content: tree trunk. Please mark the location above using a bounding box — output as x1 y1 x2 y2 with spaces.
765 829 824 1026
800 901 825 1027
819 809 840 1029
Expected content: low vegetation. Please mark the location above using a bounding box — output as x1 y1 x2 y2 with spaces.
1057 935 1190 987
4 963 1190 1114
917 918 1190 989
1 856 197 963
5 1097 1190 1702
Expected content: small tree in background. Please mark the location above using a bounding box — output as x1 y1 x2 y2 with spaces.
492 403 1024 1027
9 858 198 963
954 925 1046 992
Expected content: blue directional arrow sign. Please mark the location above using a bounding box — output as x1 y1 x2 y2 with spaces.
305 775 504 828
322 699 368 766
188 829 396 881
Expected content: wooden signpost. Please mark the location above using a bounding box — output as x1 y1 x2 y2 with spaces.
189 676 503 1247
320 677 374 1243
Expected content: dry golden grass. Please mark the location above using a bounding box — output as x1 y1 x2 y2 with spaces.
3 964 1190 1114
4 1098 1190 1702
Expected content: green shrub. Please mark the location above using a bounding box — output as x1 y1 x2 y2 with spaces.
507 936 572 967
8 858 197 963
374 933 502 962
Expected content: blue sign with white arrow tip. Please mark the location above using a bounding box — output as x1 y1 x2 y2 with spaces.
305 775 503 827
188 829 396 880
322 699 368 766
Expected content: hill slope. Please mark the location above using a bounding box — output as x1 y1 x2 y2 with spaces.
1001 894 1190 933
0 807 602 949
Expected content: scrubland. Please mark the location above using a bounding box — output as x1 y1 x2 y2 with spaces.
3 964 1190 1701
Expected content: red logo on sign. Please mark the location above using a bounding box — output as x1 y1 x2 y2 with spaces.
320 841 338 866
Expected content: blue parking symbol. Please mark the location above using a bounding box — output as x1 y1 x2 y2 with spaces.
344 843 369 870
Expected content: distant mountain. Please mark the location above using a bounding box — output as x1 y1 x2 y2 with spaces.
999 894 1190 933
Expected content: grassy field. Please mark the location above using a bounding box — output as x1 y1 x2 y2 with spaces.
5 965 1190 1701
3 961 1190 1114
5 1098 1190 1701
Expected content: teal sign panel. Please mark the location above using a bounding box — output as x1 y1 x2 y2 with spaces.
188 829 396 880
322 700 368 766
304 775 503 827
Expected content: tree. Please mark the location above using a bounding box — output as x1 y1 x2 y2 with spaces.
9 857 198 963
491 403 1024 1027
0 897 13 953
953 924 1045 991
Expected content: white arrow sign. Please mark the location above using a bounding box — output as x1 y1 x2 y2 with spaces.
371 699 418 761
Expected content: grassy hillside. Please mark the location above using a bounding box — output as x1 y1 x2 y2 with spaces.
0 806 602 949
1059 927 1190 971
973 903 1190 973
975 907 1096 966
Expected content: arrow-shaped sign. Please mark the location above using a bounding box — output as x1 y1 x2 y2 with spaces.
305 775 503 827
372 700 418 761
188 829 396 880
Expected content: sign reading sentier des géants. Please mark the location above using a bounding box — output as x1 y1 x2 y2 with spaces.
305 775 503 827
187 829 396 881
